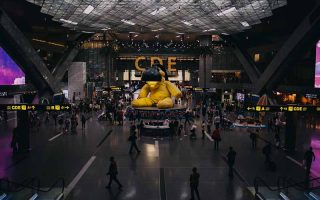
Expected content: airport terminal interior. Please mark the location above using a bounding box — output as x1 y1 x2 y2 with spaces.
1 0 320 199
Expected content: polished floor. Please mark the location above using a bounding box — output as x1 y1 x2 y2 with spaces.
0 112 318 200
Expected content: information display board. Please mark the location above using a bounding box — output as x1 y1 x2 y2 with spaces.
245 105 320 112
0 104 71 111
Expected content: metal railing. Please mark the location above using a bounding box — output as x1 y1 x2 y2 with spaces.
254 176 320 199
0 177 64 198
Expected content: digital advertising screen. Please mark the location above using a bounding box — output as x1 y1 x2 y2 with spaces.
0 46 25 85
315 40 320 88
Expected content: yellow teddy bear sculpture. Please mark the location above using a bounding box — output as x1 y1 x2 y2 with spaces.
132 66 182 109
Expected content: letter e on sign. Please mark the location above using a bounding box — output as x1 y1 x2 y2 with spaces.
168 57 177 72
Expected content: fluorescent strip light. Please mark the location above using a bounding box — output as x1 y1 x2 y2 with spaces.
176 32 184 34
221 32 229 35
181 20 192 26
240 21 250 27
217 7 236 16
83 5 94 14
134 34 139 37
150 6 166 15
101 27 110 31
60 18 78 25
203 28 216 32
151 28 164 32
82 31 94 33
32 39 65 47
121 19 135 25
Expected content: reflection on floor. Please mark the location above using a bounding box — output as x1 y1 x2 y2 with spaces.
0 112 318 200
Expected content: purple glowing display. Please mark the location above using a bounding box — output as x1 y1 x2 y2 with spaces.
315 40 320 88
0 47 25 85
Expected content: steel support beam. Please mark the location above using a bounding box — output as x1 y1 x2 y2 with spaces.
227 36 261 84
255 1 320 94
51 34 93 87
215 35 260 85
52 47 79 82
0 9 57 94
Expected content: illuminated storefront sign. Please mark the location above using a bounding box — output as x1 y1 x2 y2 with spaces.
135 56 177 72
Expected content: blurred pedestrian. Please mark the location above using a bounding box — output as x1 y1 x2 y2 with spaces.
227 147 236 179
105 156 123 189
81 113 86 129
128 131 141 154
190 167 200 200
250 130 258 149
211 127 221 150
304 147 316 183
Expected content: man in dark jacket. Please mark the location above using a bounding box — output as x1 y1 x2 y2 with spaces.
262 143 271 164
227 147 236 178
304 147 316 182
129 131 141 154
250 130 258 149
190 167 200 200
106 156 122 189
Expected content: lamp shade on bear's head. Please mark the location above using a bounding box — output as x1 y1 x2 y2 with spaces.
141 66 162 82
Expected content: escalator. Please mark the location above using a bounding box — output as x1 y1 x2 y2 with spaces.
252 176 320 200
0 178 64 200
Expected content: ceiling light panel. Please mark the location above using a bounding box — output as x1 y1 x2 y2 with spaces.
26 0 287 34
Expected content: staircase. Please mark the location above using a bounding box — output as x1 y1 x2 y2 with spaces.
0 178 64 200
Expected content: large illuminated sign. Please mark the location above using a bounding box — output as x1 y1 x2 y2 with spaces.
135 56 177 72
0 47 25 85
315 40 320 88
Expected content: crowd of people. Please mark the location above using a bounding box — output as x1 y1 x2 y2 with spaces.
6 91 317 199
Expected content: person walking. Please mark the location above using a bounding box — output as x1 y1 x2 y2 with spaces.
11 126 20 154
3 111 8 123
207 120 212 135
190 167 201 200
130 122 136 134
106 156 123 189
190 123 197 139
81 113 86 129
184 110 192 127
53 112 58 127
275 117 281 135
201 121 206 140
304 147 316 183
262 143 272 164
274 133 280 149
211 127 221 150
227 147 236 179
45 111 50 123
128 131 141 154
214 116 220 129
137 120 144 137
178 124 183 138
249 129 258 149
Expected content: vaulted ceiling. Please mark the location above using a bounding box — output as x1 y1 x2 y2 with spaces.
26 0 287 34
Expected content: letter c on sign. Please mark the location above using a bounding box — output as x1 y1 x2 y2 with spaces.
135 56 146 71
